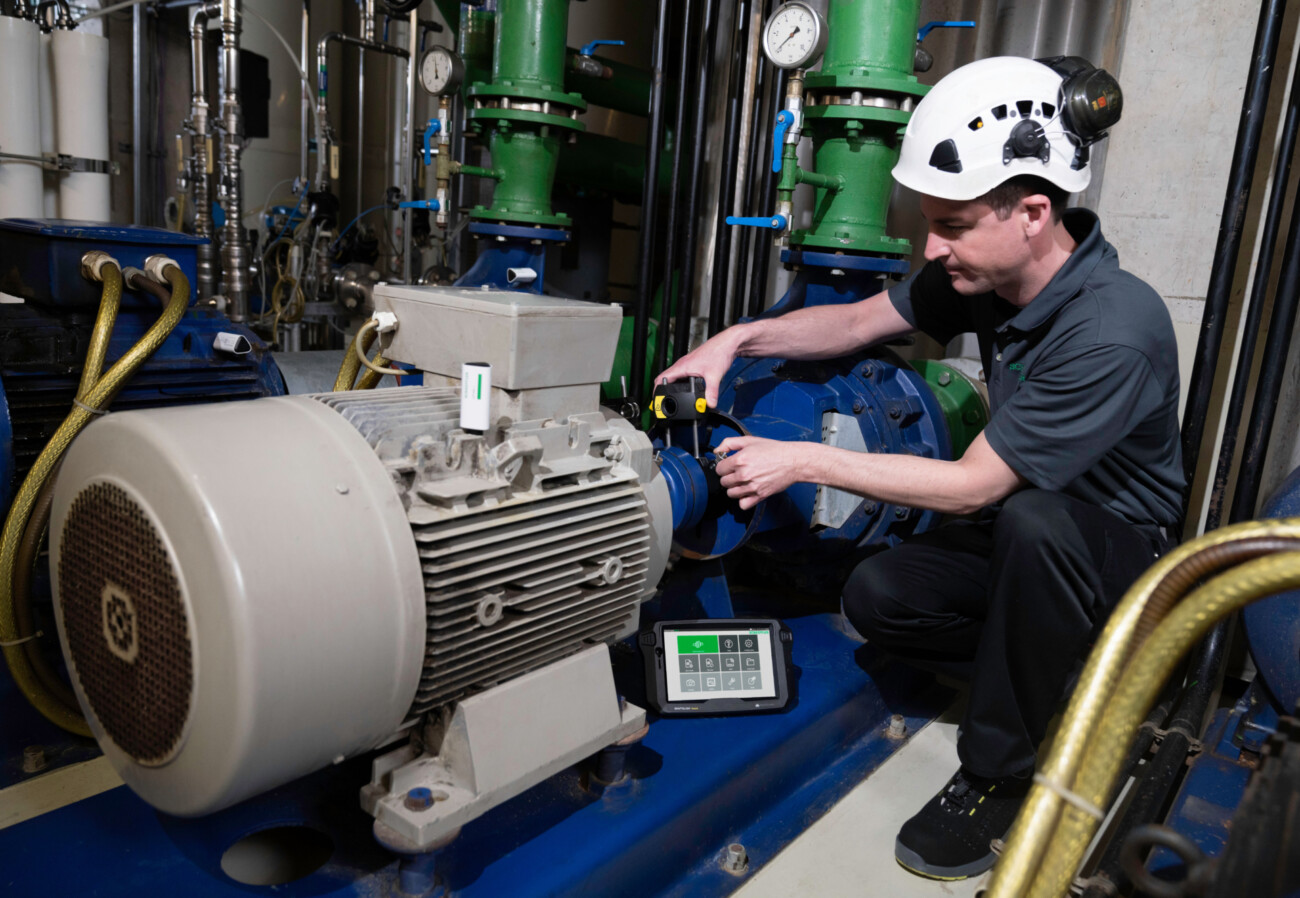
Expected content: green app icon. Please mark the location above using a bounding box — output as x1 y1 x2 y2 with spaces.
677 633 719 654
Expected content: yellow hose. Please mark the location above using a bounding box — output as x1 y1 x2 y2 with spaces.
987 517 1300 898
356 354 395 390
1024 549 1300 897
0 262 191 736
333 323 378 391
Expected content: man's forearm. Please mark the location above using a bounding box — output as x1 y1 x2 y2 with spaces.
732 308 871 361
806 444 1013 516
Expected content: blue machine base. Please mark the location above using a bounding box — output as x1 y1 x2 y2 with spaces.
0 612 950 897
1148 683 1279 880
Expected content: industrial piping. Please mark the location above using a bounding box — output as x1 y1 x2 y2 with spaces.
187 3 220 300
1178 0 1287 534
217 0 250 322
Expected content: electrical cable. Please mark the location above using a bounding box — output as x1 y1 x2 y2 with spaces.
351 319 407 378
333 203 391 252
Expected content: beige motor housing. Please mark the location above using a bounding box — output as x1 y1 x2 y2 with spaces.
50 288 671 820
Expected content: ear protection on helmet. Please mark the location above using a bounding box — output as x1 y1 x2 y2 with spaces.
1036 55 1123 145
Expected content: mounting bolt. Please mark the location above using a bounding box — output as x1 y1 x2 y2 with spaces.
404 787 435 811
894 506 909 519
852 400 865 414
22 745 46 774
887 714 907 738
723 843 750 875
937 371 952 386
888 406 902 419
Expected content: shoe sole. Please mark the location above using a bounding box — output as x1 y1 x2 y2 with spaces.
894 839 997 881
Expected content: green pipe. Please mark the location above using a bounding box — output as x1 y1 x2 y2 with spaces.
493 0 568 90
791 0 926 257
796 167 844 192
564 49 652 115
457 4 494 89
555 132 669 201
456 163 503 180
820 0 920 83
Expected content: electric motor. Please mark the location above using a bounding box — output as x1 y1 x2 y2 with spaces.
51 326 670 816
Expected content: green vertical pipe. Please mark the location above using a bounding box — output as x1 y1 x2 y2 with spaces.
792 0 924 256
493 0 569 90
458 4 495 87
485 130 562 219
820 0 921 79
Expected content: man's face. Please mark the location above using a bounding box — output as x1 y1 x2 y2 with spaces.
919 193 1032 297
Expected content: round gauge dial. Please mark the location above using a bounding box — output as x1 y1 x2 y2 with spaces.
419 46 465 96
762 2 828 70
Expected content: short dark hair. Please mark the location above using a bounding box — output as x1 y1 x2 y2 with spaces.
977 176 1070 221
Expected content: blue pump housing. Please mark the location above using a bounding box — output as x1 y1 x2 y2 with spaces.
0 219 286 513
660 264 952 562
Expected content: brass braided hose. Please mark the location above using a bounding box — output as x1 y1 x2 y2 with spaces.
355 354 395 390
987 518 1300 897
1023 548 1300 898
333 323 378 391
0 263 191 736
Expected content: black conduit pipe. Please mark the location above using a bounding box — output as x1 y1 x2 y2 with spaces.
708 0 751 338
675 0 721 360
748 65 787 319
1178 0 1287 535
1206 57 1300 533
1229 177 1300 523
655 0 695 379
632 0 671 409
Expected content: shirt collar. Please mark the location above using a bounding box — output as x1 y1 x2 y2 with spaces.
997 208 1106 333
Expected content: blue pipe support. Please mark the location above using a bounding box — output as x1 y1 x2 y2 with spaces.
454 222 569 294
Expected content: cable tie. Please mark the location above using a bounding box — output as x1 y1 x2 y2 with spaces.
1 630 43 647
1033 772 1105 821
73 398 108 416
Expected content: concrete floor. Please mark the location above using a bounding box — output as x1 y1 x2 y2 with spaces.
737 699 988 898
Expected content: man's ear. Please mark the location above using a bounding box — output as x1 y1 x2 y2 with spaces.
1020 194 1053 238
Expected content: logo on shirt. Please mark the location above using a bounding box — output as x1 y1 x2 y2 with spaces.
1008 362 1026 382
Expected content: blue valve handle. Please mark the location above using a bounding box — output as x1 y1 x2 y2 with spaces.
772 110 794 173
726 214 788 231
422 119 442 166
917 20 975 41
579 39 625 56
398 199 441 211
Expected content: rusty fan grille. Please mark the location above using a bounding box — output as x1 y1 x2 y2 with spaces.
58 481 193 765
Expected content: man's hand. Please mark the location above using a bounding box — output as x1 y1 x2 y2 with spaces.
715 436 818 510
655 329 743 409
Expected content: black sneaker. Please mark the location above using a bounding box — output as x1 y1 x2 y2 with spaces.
895 765 1032 880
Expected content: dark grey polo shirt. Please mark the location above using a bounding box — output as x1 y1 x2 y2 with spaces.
888 209 1183 529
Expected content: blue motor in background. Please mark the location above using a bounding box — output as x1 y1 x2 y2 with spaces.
0 219 286 513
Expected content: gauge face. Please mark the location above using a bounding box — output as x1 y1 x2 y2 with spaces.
420 47 464 96
762 2 828 70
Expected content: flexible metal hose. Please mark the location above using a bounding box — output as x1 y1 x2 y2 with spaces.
333 323 378 391
988 519 1300 897
0 263 191 735
1025 549 1300 897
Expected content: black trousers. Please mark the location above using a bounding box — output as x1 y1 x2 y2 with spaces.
841 489 1166 778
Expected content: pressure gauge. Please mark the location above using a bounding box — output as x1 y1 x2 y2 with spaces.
419 46 465 96
762 2 828 70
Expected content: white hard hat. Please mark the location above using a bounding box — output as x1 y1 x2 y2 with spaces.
892 56 1118 201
